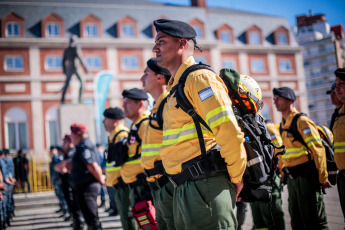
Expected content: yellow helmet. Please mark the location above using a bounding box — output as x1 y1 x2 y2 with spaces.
317 126 334 145
237 74 264 113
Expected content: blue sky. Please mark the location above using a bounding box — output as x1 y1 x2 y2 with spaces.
149 0 345 29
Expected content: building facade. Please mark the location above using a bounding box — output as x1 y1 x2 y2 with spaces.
295 12 345 126
0 0 306 153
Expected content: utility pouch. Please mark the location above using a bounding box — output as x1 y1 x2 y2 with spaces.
131 200 157 230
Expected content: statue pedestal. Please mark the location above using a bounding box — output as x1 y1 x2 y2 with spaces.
58 104 96 143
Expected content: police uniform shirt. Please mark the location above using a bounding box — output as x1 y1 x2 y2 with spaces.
69 137 100 188
120 111 150 184
333 104 345 170
160 56 246 183
280 108 328 184
141 90 169 182
3 157 14 178
105 124 129 187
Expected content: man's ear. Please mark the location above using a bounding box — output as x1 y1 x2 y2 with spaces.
179 38 187 49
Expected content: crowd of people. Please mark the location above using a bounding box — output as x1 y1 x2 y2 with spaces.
46 19 345 230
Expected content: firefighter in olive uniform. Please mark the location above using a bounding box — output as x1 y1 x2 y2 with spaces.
102 107 130 224
273 87 331 229
152 19 246 229
333 68 345 222
140 58 175 229
250 123 285 230
120 88 150 230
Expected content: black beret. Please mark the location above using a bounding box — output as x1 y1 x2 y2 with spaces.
103 107 124 120
273 87 296 102
147 58 171 77
326 83 335 95
335 68 345 81
0 150 3 156
153 19 196 39
2 149 9 154
122 88 148 100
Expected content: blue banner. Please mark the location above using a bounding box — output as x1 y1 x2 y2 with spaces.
93 70 114 143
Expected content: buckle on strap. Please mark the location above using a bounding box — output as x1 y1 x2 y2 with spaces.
168 176 178 187
188 161 204 178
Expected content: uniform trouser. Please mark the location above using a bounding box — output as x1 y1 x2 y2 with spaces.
1 189 8 221
151 182 175 230
100 185 106 201
71 186 84 226
236 200 247 230
287 171 328 230
54 180 68 210
337 172 345 220
114 185 138 230
250 175 285 230
75 182 101 226
106 186 117 210
173 173 237 230
61 181 73 214
6 184 13 217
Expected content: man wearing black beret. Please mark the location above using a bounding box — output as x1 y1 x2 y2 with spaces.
140 58 174 229
333 68 345 222
102 107 128 218
273 86 331 229
152 19 247 229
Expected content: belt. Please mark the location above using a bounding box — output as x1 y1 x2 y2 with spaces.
144 161 165 177
285 160 317 179
114 177 127 189
168 148 227 187
128 173 147 189
339 170 345 177
148 175 169 191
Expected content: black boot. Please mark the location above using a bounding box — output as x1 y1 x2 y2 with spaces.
87 221 102 230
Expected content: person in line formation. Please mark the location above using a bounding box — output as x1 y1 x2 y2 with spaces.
151 19 247 229
273 86 331 229
96 144 107 210
332 68 345 224
102 107 129 224
327 83 343 130
140 58 175 229
68 123 105 230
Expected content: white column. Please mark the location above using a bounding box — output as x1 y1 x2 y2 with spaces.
267 53 281 123
238 52 248 75
210 47 221 72
295 52 309 114
29 47 45 152
106 48 121 106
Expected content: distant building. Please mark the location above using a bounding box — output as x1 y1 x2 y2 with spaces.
295 11 345 126
0 0 306 152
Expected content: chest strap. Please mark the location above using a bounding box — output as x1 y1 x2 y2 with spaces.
144 160 165 177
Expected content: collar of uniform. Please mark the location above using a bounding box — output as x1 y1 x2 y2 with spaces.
130 110 151 129
339 104 345 113
151 89 169 114
167 56 196 90
108 124 127 142
282 107 300 128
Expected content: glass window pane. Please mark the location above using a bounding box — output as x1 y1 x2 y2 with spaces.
278 33 287 45
49 121 58 146
15 57 23 68
279 60 292 72
251 59 265 72
7 123 16 149
222 60 236 69
18 122 28 149
194 56 207 64
220 31 231 43
193 26 203 39
249 31 260 44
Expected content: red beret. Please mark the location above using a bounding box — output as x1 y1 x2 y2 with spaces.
63 134 72 142
70 123 87 135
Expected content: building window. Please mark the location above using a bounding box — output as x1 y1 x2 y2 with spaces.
6 22 20 37
122 24 135 38
5 56 24 71
85 23 98 37
249 31 260 44
45 56 62 70
261 102 271 121
279 60 293 72
194 56 207 64
46 106 59 147
46 22 60 37
193 26 203 39
251 59 265 73
277 33 288 45
222 60 236 69
5 107 28 150
85 56 102 70
122 56 139 70
220 31 232 43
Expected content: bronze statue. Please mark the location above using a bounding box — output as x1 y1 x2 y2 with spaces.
61 35 89 104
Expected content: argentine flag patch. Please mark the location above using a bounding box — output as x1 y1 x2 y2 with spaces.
198 87 214 102
303 127 311 135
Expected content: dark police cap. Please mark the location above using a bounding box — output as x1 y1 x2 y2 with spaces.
326 83 336 95
335 68 345 81
153 19 196 39
2 149 9 154
103 107 124 120
273 87 296 102
0 150 3 156
147 58 171 77
122 88 148 100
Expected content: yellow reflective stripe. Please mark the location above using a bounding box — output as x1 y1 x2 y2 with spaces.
304 136 322 148
206 105 234 130
142 143 161 156
334 142 345 153
126 159 141 165
282 146 308 159
138 216 147 221
256 228 269 230
105 163 121 172
140 220 150 225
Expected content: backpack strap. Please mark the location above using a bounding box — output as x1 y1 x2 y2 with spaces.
170 63 215 156
110 130 127 143
127 117 149 161
149 96 167 130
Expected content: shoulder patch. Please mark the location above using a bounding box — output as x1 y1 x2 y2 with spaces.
82 149 91 160
198 86 214 102
303 127 311 135
270 134 276 140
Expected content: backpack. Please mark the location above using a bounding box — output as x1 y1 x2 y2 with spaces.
279 113 338 185
167 63 284 202
107 118 148 167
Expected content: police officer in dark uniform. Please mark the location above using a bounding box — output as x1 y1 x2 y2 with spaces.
69 123 105 230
